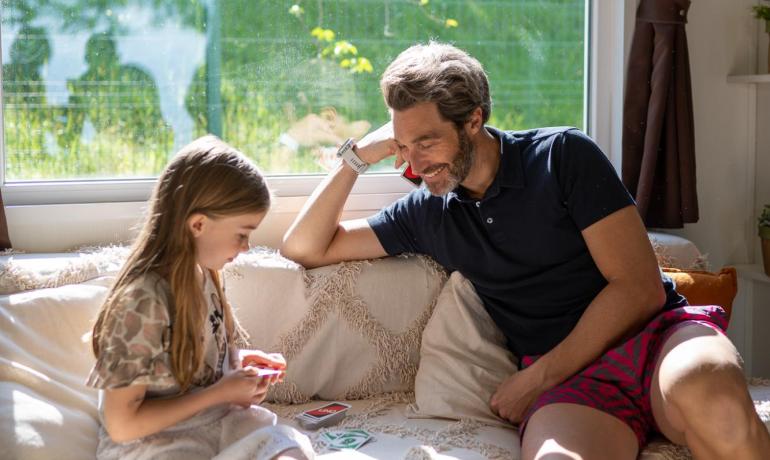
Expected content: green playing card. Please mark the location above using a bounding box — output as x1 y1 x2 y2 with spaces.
322 429 373 450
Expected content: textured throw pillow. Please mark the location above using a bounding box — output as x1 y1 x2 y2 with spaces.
224 250 448 403
0 277 111 460
407 272 518 428
663 267 738 322
648 231 706 269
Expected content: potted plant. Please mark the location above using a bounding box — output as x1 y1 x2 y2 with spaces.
753 5 770 73
759 204 770 276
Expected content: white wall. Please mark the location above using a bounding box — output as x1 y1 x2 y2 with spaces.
665 0 767 269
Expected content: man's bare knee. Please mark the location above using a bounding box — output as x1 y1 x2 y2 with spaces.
666 362 755 451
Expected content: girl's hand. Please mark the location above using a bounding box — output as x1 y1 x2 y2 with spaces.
215 368 270 408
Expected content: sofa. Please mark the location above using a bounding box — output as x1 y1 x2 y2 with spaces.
1 235 768 460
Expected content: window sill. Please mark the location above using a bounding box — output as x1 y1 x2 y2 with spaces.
4 175 412 252
1 172 414 206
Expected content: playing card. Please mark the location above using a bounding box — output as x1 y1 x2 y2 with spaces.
239 349 285 367
249 367 283 377
322 429 373 450
401 163 422 187
237 349 285 379
303 402 349 420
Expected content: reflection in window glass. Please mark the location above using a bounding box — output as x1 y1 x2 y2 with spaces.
1 0 585 181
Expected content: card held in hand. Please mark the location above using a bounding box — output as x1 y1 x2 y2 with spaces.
238 349 284 377
401 163 423 187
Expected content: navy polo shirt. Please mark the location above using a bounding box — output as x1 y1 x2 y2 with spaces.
368 127 685 358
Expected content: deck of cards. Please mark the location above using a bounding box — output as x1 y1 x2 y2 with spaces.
295 402 351 430
320 429 374 450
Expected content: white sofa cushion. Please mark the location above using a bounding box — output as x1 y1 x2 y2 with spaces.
0 277 111 460
407 271 518 428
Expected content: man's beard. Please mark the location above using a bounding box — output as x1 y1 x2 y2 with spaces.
424 128 475 196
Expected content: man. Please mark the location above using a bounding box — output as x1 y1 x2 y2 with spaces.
281 42 769 458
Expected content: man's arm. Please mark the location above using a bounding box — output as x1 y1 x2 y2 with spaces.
529 204 665 386
281 127 402 268
491 205 666 421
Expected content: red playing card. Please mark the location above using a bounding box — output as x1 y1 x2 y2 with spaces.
304 403 349 420
401 164 422 187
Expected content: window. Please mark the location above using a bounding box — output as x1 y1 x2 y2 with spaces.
2 0 586 192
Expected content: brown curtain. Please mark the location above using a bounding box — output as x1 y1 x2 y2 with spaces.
0 190 10 250
622 0 698 228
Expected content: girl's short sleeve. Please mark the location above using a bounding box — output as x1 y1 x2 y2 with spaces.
86 274 177 390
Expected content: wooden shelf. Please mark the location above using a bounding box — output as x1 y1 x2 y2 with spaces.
727 74 770 84
733 263 770 284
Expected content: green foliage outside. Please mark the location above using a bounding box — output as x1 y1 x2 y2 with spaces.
1 0 585 180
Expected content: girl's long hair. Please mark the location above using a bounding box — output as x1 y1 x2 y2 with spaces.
91 135 270 391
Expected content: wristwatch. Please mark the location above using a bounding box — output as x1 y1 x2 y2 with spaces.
336 138 369 174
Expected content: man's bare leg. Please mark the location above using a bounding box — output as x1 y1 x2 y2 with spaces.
651 322 770 459
522 403 638 460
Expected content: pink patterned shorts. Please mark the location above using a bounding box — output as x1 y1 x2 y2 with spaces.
519 305 728 446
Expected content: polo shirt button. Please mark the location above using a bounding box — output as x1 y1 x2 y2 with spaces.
486 217 494 224
476 201 481 208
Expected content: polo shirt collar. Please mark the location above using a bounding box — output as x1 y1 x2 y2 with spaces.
451 126 525 203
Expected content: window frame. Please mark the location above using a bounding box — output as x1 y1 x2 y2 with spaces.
0 0 631 250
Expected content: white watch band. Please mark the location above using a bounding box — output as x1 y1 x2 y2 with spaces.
336 138 369 174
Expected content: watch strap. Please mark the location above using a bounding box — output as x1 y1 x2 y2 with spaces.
336 138 369 174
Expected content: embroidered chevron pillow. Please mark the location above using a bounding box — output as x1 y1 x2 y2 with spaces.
224 250 448 403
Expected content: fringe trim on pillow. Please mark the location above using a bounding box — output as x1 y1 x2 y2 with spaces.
642 441 692 460
404 446 442 460
0 245 129 295
0 245 290 296
265 255 447 404
649 238 710 271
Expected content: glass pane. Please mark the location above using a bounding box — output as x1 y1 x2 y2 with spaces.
1 0 585 181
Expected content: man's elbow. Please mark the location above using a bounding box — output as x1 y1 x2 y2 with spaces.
279 239 322 268
615 277 666 316
279 238 302 264
642 279 667 314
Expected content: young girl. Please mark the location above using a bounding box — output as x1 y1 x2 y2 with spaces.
86 136 314 459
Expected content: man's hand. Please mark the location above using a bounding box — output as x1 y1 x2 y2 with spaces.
490 365 550 425
355 122 403 168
